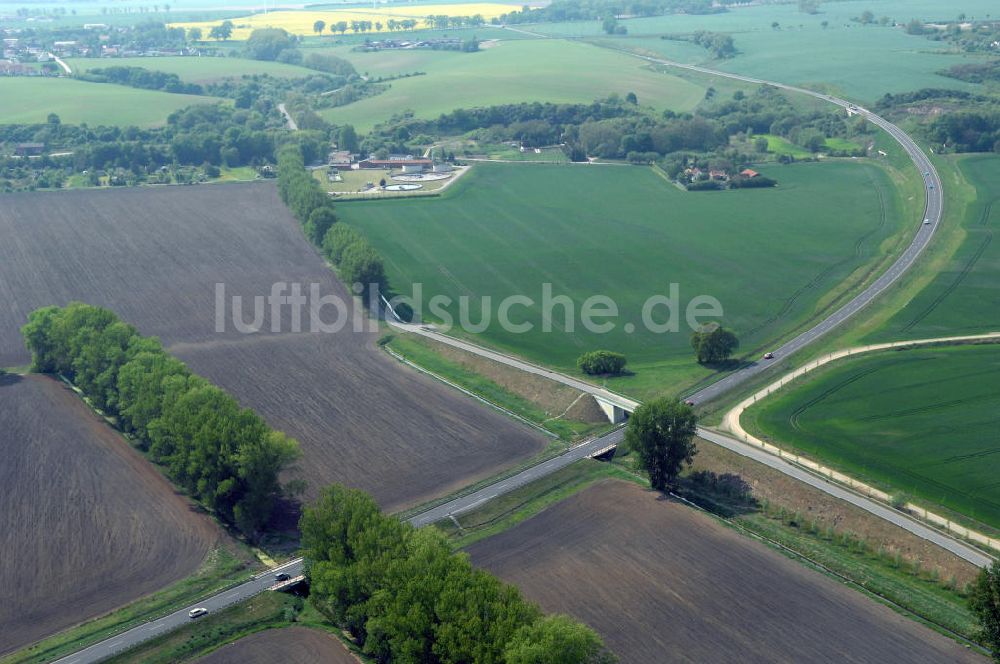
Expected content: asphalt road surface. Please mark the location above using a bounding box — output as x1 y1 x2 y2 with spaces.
623 53 945 406
53 55 954 664
52 559 304 664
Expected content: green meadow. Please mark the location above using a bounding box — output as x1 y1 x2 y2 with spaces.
0 77 216 126
66 56 316 84
319 39 708 131
746 343 1000 529
340 160 905 399
869 155 1000 342
531 0 992 102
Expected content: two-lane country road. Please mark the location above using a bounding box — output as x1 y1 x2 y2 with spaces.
53 559 304 664
54 52 957 664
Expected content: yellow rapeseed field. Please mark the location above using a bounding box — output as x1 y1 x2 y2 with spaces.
172 4 515 40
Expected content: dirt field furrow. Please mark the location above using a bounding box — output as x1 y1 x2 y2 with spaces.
0 374 221 655
0 183 543 511
193 627 357 664
468 480 986 664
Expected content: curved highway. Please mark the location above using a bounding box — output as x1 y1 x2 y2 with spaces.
53 52 951 664
625 55 945 404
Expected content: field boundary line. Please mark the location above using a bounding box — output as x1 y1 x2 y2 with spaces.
666 489 991 655
383 346 557 438
724 332 1000 553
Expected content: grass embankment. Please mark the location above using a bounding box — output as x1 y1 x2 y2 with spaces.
343 160 907 401
433 460 640 549
101 593 346 663
2 548 257 664
384 333 609 441
743 343 1000 532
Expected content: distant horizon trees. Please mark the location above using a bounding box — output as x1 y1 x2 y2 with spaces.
208 20 233 41
21 302 301 537
301 483 615 662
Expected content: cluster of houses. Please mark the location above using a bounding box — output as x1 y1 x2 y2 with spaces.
2 25 194 73
359 38 463 51
682 166 759 183
326 149 451 175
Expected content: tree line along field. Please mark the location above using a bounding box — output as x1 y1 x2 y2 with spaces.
340 160 906 399
533 0 993 102
319 39 708 132
745 343 1000 531
0 183 544 512
0 77 216 126
467 480 985 664
171 3 516 40
64 55 319 84
0 374 223 655
869 155 1000 342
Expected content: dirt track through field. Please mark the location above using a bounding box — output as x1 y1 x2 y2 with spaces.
0 184 543 510
468 480 986 664
0 375 221 655
194 627 357 664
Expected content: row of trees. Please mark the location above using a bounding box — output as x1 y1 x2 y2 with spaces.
662 30 735 59
496 0 723 25
78 65 202 95
276 146 388 306
301 484 614 663
21 303 300 537
276 145 338 244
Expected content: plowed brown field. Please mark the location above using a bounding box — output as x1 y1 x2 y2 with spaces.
467 480 986 664
0 184 543 510
194 627 356 664
0 374 221 655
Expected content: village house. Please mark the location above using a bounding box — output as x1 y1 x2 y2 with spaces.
357 155 433 171
14 142 45 157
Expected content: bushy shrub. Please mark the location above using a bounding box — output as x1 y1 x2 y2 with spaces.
577 350 627 376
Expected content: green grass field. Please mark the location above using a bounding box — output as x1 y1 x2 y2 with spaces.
340 160 905 399
319 39 707 131
746 343 1000 530
869 155 1000 341
66 56 316 84
0 77 217 126
530 0 993 102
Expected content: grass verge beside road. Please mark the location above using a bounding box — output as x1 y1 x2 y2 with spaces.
2 548 258 664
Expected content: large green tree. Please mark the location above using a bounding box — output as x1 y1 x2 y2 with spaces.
505 615 615 664
690 324 739 364
970 560 1000 662
625 397 698 491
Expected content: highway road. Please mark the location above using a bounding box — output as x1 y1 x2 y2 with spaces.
52 559 304 664
53 53 955 664
620 54 946 405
